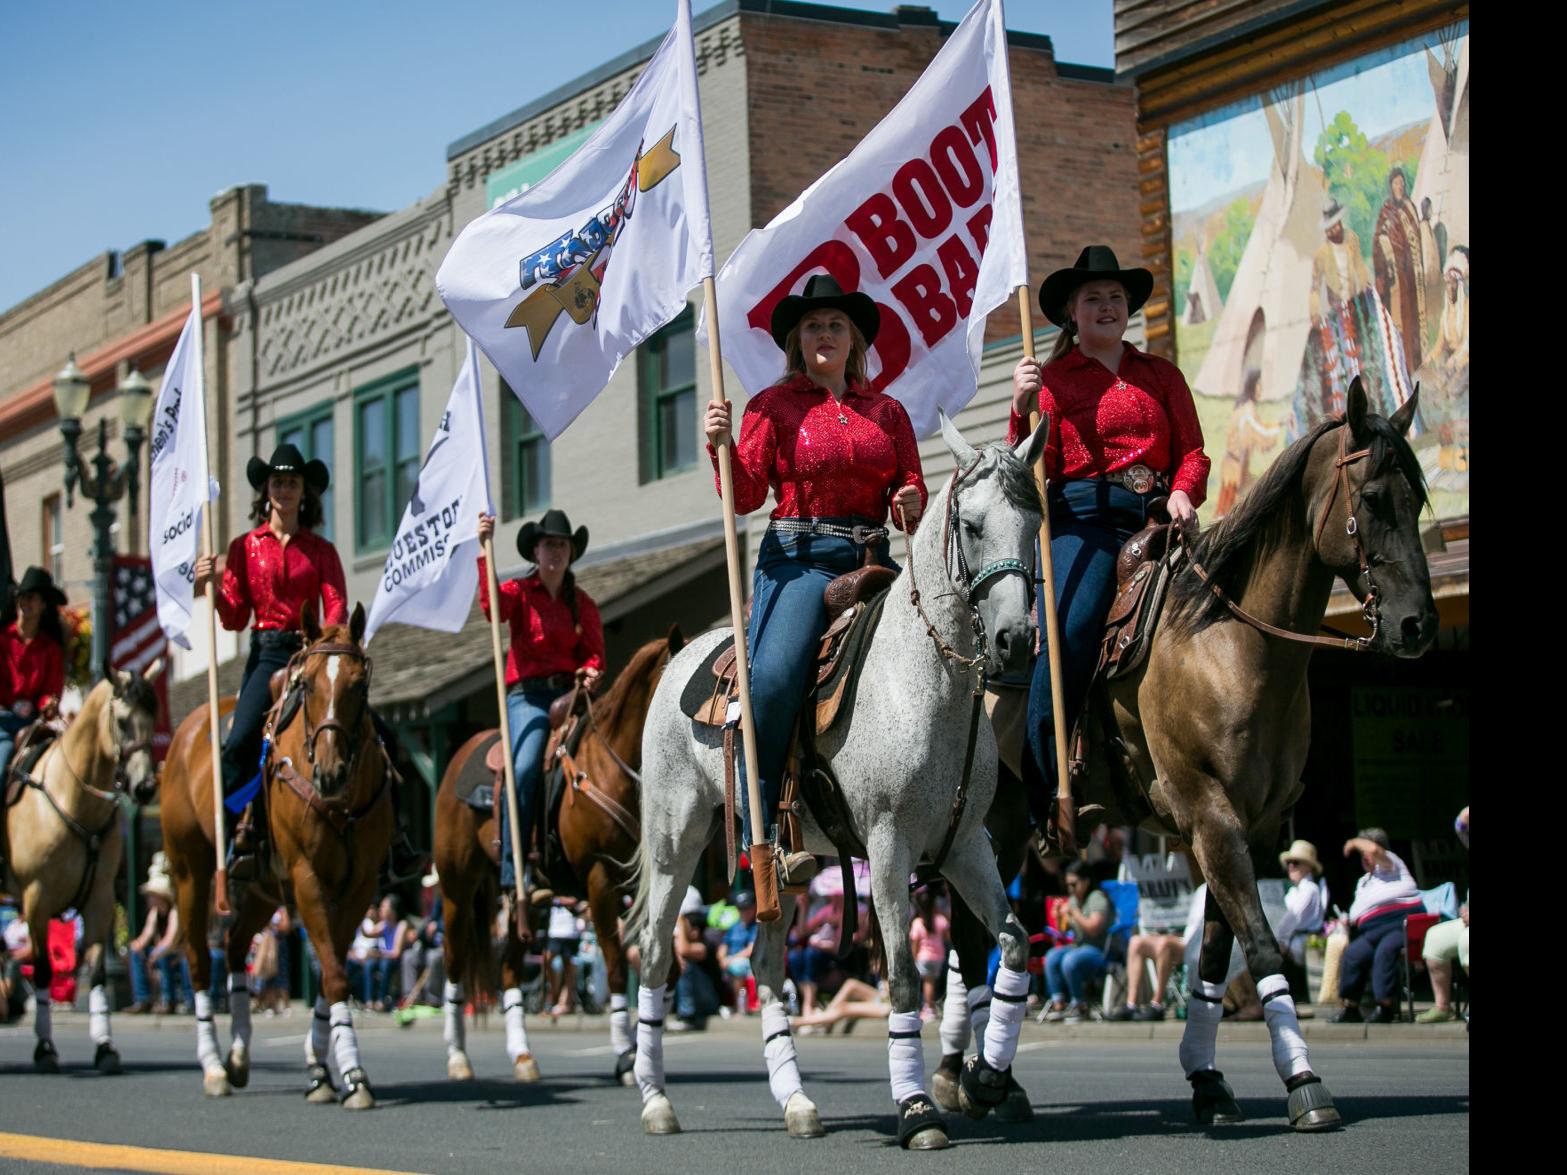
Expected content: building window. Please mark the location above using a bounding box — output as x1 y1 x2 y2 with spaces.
42 494 64 583
638 307 697 482
501 383 551 520
276 406 335 542
354 370 420 552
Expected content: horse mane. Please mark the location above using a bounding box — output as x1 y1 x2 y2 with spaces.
114 671 159 717
977 441 1042 515
593 637 671 733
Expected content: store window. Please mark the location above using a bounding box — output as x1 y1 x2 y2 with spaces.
638 307 697 482
276 406 335 541
354 370 420 552
501 383 551 519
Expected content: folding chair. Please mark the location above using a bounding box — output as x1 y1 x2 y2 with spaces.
1401 911 1441 1023
1098 880 1141 1017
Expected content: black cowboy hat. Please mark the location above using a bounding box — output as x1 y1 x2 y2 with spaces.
246 443 330 494
769 273 880 350
517 508 588 564
1038 245 1154 328
16 566 66 608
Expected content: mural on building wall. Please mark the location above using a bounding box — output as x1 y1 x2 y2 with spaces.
1169 23 1468 522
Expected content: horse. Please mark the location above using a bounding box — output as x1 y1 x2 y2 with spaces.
161 602 393 1107
626 413 1049 1149
434 628 684 1086
2 666 160 1074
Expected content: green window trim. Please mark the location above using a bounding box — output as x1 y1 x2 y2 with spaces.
275 404 335 542
353 367 420 554
638 306 698 484
500 382 552 520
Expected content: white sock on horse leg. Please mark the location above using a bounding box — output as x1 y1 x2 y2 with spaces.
633 985 666 1102
938 951 970 1056
329 1001 362 1075
194 991 221 1072
1257 973 1311 1080
89 985 111 1045
981 964 1029 1070
443 981 466 1056
761 1002 804 1109
1179 979 1226 1077
502 988 530 1062
609 992 631 1056
968 984 993 1045
308 996 331 1067
33 995 51 1042
887 1010 926 1105
228 971 252 1051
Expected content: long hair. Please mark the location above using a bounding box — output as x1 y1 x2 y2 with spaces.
37 599 64 649
779 320 869 386
251 484 324 530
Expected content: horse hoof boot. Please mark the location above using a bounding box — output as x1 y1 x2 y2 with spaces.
1191 1068 1243 1126
957 1053 1010 1121
642 1091 682 1135
784 1091 825 1139
1286 1073 1343 1132
930 1052 962 1113
994 1074 1035 1123
514 1053 542 1083
94 1042 122 1076
897 1094 949 1150
341 1067 376 1111
615 1049 638 1087
203 1067 232 1098
33 1040 59 1075
447 1051 475 1082
225 1045 250 1089
305 1063 338 1104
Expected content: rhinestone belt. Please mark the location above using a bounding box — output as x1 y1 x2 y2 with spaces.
769 518 889 545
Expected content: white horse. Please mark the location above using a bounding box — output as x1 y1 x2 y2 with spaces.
627 415 1047 1149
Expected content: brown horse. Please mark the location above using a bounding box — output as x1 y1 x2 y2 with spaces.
435 627 683 1085
161 602 393 1107
3 667 160 1075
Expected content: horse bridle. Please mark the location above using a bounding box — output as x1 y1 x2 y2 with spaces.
287 641 375 780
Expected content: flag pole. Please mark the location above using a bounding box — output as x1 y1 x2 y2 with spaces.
700 275 779 922
482 536 528 919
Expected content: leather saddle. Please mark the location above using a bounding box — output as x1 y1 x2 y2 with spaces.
4 721 59 808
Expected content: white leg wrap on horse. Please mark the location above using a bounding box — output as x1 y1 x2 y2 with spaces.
228 971 253 1050
609 992 632 1056
761 1002 804 1109
1179 978 1227 1077
329 1001 362 1076
887 1010 926 1105
89 985 111 1045
1257 973 1311 1080
982 964 1028 1070
308 996 331 1066
502 988 530 1062
194 991 221 1072
938 951 971 1055
634 985 666 1101
443 981 466 1056
968 984 993 1046
33 995 51 1042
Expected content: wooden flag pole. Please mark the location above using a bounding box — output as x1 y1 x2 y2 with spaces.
700 275 780 921
482 536 528 916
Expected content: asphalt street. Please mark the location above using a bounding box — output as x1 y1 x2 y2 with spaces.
0 1011 1469 1174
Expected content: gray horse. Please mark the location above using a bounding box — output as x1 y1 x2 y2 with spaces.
626 414 1047 1150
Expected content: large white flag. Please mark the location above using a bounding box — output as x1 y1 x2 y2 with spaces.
703 0 1025 436
364 338 494 645
149 282 216 650
437 0 712 440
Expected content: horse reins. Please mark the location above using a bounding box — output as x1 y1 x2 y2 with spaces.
552 681 643 847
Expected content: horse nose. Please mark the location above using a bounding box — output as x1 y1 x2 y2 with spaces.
1400 609 1437 653
994 624 1027 672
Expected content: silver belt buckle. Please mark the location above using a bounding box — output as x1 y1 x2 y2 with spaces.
850 524 876 544
1122 465 1155 494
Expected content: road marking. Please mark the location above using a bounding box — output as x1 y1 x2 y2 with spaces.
566 1034 706 1057
261 1032 310 1047
0 1133 427 1175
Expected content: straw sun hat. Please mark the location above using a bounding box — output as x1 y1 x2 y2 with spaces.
1278 839 1323 876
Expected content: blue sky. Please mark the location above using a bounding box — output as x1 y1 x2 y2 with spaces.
0 0 1112 315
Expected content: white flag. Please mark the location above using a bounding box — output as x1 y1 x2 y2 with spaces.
149 286 215 650
437 0 712 440
364 338 494 645
703 0 1025 436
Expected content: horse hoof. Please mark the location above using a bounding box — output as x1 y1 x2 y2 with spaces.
341 1067 376 1111
203 1070 232 1098
447 1051 475 1082
225 1046 250 1089
956 1054 1009 1121
642 1092 682 1135
785 1092 825 1138
94 1042 123 1076
1191 1069 1244 1126
615 1049 638 1087
305 1064 338 1104
995 1076 1034 1123
33 1041 59 1074
514 1054 542 1083
897 1094 948 1150
1287 1074 1343 1132
930 1052 962 1113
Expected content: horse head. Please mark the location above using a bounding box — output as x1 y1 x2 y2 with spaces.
105 657 163 803
292 600 373 798
1312 376 1437 658
936 411 1046 678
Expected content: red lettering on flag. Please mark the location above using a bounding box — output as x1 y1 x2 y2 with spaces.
845 194 916 281
891 159 953 240
960 87 999 170
744 241 862 335
937 234 980 318
930 125 984 208
892 264 958 347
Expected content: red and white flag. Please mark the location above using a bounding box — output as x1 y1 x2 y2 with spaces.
703 0 1026 436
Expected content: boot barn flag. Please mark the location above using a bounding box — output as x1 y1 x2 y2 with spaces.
437 0 712 440
705 0 1026 435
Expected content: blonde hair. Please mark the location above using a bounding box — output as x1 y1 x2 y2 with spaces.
780 317 870 386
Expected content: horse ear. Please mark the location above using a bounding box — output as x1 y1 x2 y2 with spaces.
666 624 685 657
1345 375 1370 442
143 656 166 684
1014 408 1050 473
1389 384 1419 438
301 600 321 643
938 409 978 467
350 602 366 644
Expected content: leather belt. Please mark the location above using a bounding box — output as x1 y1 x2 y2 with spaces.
255 630 304 650
770 518 889 545
513 673 573 694
1094 465 1167 495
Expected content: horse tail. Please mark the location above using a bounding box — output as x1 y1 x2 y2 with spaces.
448 871 498 1003
864 890 888 982
620 837 653 947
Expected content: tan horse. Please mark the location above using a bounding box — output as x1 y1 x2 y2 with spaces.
435 628 683 1085
161 603 392 1107
2 667 160 1074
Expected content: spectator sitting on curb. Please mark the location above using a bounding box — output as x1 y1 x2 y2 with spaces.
1040 859 1112 1024
1332 828 1424 1024
1416 805 1469 1023
670 886 722 1032
717 890 759 1015
1276 839 1329 1001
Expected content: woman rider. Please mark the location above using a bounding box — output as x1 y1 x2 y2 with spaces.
475 507 605 906
1008 246 1211 830
194 444 420 880
704 274 926 891
0 567 68 782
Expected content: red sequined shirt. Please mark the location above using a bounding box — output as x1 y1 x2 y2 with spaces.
3 623 65 711
711 374 928 526
215 524 348 633
476 560 606 687
1007 344 1211 505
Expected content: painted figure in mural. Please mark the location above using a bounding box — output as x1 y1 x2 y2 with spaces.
1372 168 1429 370
1215 368 1283 517
1416 247 1469 474
1419 198 1446 349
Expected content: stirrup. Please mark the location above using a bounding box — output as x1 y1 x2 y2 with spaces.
385 833 426 886
779 851 819 888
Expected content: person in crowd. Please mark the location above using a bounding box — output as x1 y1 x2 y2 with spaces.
1417 806 1469 1023
670 886 722 1032
1108 908 1187 1021
790 974 890 1033
1333 828 1424 1023
128 863 193 1014
789 891 845 1020
544 898 584 1017
1040 859 1114 1023
717 890 760 1015
704 274 925 890
475 508 604 907
399 871 446 1007
368 895 407 1011
254 906 293 1016
1009 247 1210 832
0 567 68 784
345 903 383 1008
908 886 950 1021
1275 838 1329 999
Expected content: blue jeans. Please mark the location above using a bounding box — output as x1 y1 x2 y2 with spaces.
676 962 721 1022
0 711 30 783
500 686 568 889
741 523 892 847
1024 480 1153 826
131 948 194 1008
1044 943 1106 1004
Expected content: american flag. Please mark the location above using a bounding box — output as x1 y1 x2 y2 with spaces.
111 555 172 756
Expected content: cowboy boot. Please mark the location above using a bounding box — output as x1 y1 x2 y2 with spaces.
227 805 261 883
778 846 819 889
384 807 426 886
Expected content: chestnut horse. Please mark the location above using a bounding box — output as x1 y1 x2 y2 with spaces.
161 603 393 1108
435 627 683 1085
